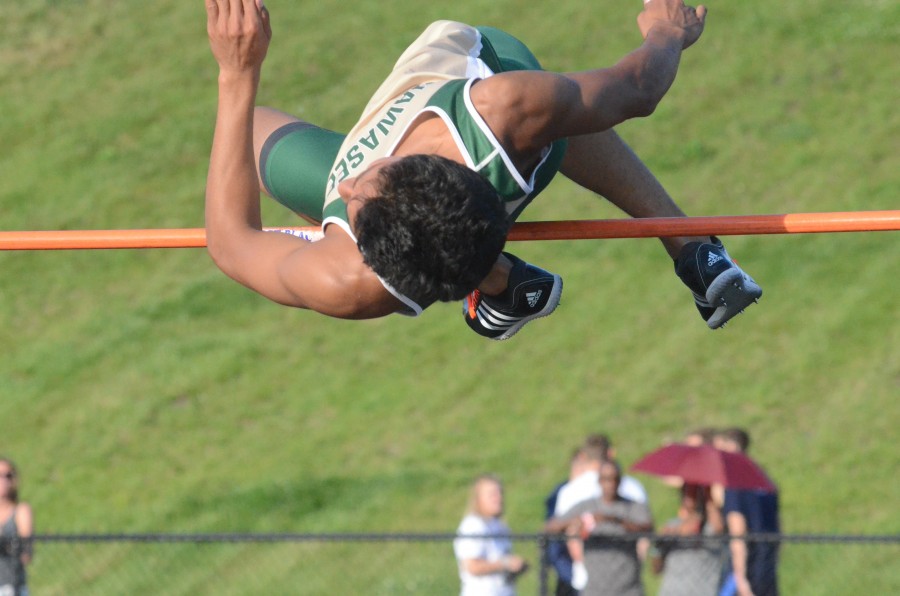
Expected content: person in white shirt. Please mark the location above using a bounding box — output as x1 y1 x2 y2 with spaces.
548 436 648 591
454 475 528 595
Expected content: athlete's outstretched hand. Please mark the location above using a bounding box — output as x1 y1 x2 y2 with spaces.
638 0 707 49
206 0 273 76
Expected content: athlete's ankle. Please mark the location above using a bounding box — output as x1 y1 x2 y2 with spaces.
477 252 514 296
665 235 711 261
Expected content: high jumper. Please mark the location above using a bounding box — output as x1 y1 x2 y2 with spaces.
204 0 761 339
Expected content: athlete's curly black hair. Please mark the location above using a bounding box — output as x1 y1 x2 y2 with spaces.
354 154 509 305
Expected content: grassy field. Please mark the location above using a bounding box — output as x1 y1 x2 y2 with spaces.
1 0 898 593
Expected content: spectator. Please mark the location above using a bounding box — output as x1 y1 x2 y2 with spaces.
714 428 780 596
684 428 717 447
546 460 653 596
0 457 32 596
454 474 528 595
544 447 583 596
651 483 726 596
584 434 648 504
549 435 649 592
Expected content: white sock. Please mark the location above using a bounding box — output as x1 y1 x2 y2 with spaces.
571 561 589 590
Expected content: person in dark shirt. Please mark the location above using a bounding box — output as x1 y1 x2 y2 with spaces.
716 428 780 596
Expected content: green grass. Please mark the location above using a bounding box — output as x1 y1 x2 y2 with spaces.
1 0 898 593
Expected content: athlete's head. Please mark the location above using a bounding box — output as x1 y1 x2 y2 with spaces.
353 154 509 305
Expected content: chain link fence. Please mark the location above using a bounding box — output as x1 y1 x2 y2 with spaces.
17 532 900 595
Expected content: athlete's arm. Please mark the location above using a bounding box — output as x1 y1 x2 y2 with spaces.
471 0 706 159
204 0 397 319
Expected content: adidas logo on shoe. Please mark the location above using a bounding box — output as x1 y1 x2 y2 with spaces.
463 253 563 341
675 237 763 330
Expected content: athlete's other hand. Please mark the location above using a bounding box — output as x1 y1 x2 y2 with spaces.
206 0 273 76
638 0 707 50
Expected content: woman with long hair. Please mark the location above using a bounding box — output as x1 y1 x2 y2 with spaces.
453 474 528 595
651 483 725 596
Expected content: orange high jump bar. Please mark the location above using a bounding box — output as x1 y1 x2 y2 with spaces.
1 211 898 251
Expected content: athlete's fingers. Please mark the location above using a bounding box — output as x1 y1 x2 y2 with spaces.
206 0 219 37
210 0 229 22
696 4 707 24
227 0 242 21
260 4 272 40
215 0 229 20
239 0 255 15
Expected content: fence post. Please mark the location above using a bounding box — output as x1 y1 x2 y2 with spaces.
537 534 549 596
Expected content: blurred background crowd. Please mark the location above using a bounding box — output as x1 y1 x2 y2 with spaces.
454 427 780 596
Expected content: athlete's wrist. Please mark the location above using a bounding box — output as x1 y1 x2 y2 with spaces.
217 68 262 90
216 71 260 116
644 23 688 49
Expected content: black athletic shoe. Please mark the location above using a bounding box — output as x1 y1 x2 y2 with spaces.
675 237 762 329
463 252 563 341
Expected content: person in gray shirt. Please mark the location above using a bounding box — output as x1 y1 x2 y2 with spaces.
651 483 726 596
546 460 653 596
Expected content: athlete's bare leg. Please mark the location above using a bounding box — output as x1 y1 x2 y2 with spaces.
477 253 514 295
560 129 709 260
477 127 705 294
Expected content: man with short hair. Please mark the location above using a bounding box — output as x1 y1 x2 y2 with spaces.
555 438 648 516
205 0 762 340
546 436 649 592
715 427 751 454
546 460 653 596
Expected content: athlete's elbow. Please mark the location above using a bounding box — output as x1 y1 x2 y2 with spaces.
312 275 399 320
631 72 675 117
625 80 665 118
325 297 375 320
205 231 244 284
205 217 246 270
206 246 228 277
205 232 228 271
317 286 389 320
620 95 656 119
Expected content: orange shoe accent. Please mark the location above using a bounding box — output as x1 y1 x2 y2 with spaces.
466 290 481 319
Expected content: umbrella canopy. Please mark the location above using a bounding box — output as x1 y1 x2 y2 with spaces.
631 443 777 492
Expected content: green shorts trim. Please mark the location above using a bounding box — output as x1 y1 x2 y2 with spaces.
475 26 543 73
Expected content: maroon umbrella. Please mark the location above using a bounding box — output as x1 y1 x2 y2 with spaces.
631 443 777 492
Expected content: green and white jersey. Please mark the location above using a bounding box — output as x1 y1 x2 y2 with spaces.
321 21 566 316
